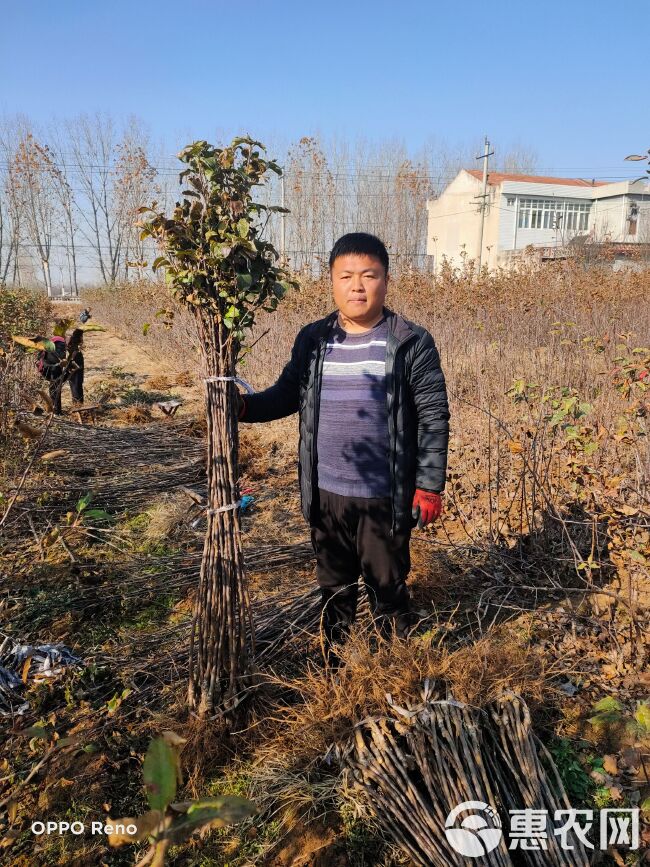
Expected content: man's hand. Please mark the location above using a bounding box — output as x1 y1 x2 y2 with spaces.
411 489 442 528
237 393 246 420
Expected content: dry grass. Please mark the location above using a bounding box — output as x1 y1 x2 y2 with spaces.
3 265 647 866
83 262 650 408
116 402 153 423
143 491 196 542
251 625 554 771
147 373 173 391
0 288 52 472
175 370 195 387
85 280 198 372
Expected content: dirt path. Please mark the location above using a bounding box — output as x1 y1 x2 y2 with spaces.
50 304 202 419
83 329 165 387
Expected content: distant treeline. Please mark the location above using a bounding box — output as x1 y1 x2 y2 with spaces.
0 114 538 292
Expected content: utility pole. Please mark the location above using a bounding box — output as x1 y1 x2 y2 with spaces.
474 136 494 271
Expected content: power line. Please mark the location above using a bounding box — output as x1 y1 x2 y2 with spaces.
0 159 645 183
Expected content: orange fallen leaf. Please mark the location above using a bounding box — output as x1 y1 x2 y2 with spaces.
40 450 67 463
21 658 32 684
603 755 618 775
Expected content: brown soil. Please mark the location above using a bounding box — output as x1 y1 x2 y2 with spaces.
58 318 203 419
262 819 349 867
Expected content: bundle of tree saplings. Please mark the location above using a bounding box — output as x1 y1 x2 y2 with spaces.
336 688 590 867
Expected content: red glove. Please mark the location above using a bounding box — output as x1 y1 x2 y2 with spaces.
412 489 443 528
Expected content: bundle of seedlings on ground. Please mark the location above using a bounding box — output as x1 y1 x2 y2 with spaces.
140 138 296 714
1 416 206 545
336 688 590 867
14 541 315 615
36 417 204 471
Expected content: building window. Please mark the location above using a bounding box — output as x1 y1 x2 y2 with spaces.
507 197 515 206
565 202 590 231
517 198 590 232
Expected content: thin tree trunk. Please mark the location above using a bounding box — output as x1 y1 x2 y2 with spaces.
188 310 252 715
42 257 52 297
0 229 14 286
66 208 78 295
12 245 21 287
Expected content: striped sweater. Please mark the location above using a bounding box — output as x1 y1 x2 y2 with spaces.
316 315 391 498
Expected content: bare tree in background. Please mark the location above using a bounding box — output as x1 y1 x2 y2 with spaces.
67 114 157 285
498 144 539 175
114 135 158 282
0 173 17 286
0 111 541 287
354 145 391 245
496 143 539 175
394 159 434 267
0 120 20 285
10 133 58 296
47 131 79 294
285 137 335 270
67 114 119 285
51 164 78 294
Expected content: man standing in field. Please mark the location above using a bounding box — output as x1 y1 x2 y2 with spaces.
239 233 450 662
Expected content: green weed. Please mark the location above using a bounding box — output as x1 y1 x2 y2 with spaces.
547 737 594 805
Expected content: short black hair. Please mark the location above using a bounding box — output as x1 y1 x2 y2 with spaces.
68 329 84 350
329 232 389 276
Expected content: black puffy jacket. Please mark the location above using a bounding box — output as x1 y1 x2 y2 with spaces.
240 307 450 534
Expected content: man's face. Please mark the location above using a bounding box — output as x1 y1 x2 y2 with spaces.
330 253 388 328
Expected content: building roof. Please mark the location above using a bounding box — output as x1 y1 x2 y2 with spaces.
466 169 608 188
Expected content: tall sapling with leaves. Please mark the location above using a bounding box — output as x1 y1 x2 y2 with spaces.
140 138 295 715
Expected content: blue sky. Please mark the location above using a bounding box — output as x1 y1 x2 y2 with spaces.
1 0 645 177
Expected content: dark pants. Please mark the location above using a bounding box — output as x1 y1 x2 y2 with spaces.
44 367 64 415
68 367 84 403
48 379 63 414
311 488 412 662
45 371 83 414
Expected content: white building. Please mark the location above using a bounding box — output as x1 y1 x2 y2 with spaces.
426 170 650 270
